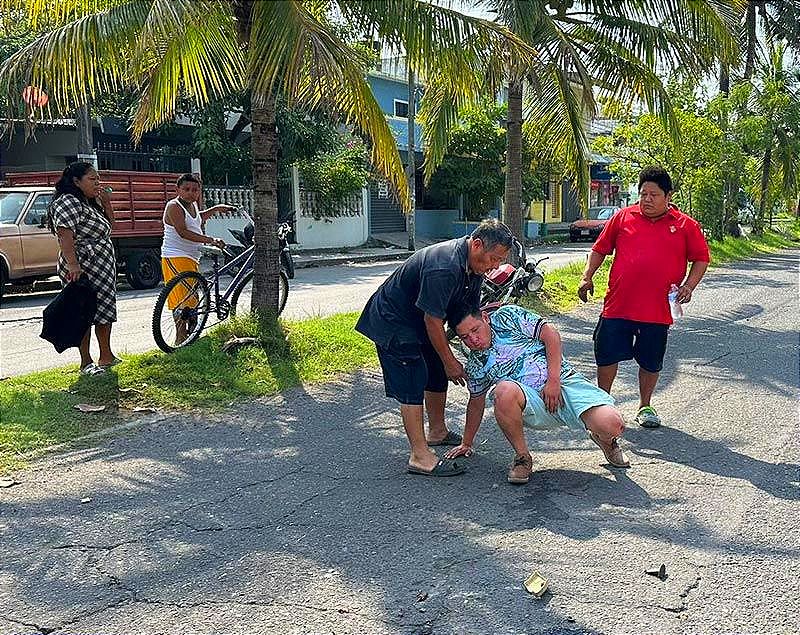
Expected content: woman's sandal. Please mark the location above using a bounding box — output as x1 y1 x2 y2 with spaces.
79 363 106 376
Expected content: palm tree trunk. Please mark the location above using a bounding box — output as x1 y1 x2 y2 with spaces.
719 62 730 95
232 0 280 316
249 95 281 314
744 1 758 80
757 142 772 234
76 103 93 156
504 79 524 245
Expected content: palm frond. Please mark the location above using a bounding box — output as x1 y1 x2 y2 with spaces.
248 0 410 210
0 1 150 122
131 0 245 138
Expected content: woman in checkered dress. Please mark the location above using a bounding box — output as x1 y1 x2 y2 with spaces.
48 162 119 375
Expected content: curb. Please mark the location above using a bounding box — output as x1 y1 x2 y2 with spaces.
294 250 412 269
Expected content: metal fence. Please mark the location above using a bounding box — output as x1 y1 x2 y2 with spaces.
96 146 191 173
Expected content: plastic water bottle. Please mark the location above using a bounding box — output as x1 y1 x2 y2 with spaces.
668 284 683 320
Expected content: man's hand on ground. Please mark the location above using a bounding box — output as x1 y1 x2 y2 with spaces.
541 377 563 413
445 358 467 386
444 444 473 459
578 277 594 302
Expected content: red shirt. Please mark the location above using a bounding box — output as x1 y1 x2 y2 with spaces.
592 203 710 325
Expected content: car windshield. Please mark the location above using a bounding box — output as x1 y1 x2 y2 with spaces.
589 207 616 220
0 192 29 224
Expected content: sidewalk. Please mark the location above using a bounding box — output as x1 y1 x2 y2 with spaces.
1 252 798 634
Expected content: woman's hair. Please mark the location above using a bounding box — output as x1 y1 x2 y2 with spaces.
47 161 103 231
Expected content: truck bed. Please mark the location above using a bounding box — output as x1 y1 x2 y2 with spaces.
5 170 182 239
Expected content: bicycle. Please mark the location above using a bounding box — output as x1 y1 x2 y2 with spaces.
151 224 290 353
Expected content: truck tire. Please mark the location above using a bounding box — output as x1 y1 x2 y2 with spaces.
125 250 162 289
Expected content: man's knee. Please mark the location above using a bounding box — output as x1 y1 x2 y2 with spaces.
493 381 524 410
584 405 625 438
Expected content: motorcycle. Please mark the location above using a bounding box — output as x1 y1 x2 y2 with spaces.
225 210 295 280
447 238 547 342
479 238 547 309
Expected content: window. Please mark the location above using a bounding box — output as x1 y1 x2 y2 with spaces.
0 192 28 224
393 99 409 118
24 194 53 226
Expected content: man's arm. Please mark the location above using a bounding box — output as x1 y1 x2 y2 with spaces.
200 204 235 222
539 324 565 413
423 313 466 385
166 203 224 247
676 260 709 303
578 250 607 302
445 392 486 459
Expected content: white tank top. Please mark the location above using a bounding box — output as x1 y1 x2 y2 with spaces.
161 197 204 261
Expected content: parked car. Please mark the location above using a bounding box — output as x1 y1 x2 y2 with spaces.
0 170 184 304
569 205 621 242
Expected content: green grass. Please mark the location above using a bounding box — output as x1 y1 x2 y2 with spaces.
2 223 797 473
707 223 799 265
0 312 376 473
521 259 612 316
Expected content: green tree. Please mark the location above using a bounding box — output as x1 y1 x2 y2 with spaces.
420 0 741 242
1 0 532 315
738 43 800 229
592 102 745 239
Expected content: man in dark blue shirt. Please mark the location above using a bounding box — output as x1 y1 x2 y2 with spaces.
356 219 513 476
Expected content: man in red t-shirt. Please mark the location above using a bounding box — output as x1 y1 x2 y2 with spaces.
578 166 710 428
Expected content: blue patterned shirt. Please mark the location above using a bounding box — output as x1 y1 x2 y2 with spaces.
464 305 574 396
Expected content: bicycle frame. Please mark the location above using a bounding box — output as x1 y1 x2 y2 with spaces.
201 244 255 318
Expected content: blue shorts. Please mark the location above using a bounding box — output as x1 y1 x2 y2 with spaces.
593 317 669 373
376 338 448 405
487 372 615 430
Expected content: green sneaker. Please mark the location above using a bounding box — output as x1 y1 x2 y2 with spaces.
635 406 661 428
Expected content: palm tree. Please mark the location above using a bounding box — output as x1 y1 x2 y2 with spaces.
421 1 741 241
744 43 800 229
0 0 533 314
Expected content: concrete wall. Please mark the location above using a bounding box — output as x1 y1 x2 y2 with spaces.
415 209 459 238
0 126 78 177
294 184 371 250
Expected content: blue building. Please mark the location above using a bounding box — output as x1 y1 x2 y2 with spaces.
364 58 426 235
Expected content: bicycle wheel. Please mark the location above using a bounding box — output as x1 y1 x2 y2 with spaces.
230 269 289 318
152 271 211 353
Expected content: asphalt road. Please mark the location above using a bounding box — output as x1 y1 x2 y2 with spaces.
1 249 798 634
0 243 589 377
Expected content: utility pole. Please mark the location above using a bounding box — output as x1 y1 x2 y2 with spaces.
407 66 416 252
76 103 97 168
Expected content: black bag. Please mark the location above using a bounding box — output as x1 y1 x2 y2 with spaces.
40 277 97 353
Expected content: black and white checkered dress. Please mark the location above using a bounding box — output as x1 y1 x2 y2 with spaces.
50 193 117 324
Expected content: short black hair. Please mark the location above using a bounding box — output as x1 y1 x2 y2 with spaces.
638 166 672 195
471 218 514 251
177 173 202 187
450 305 483 331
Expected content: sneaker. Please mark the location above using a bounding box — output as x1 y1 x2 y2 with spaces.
589 432 630 468
507 453 533 484
635 406 662 428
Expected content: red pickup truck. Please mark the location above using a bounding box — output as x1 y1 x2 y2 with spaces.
0 170 181 302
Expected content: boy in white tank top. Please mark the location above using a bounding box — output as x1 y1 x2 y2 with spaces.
161 173 235 345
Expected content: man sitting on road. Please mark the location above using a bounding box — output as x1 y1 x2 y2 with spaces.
445 304 630 484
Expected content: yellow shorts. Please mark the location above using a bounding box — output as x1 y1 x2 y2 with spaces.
161 257 200 311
